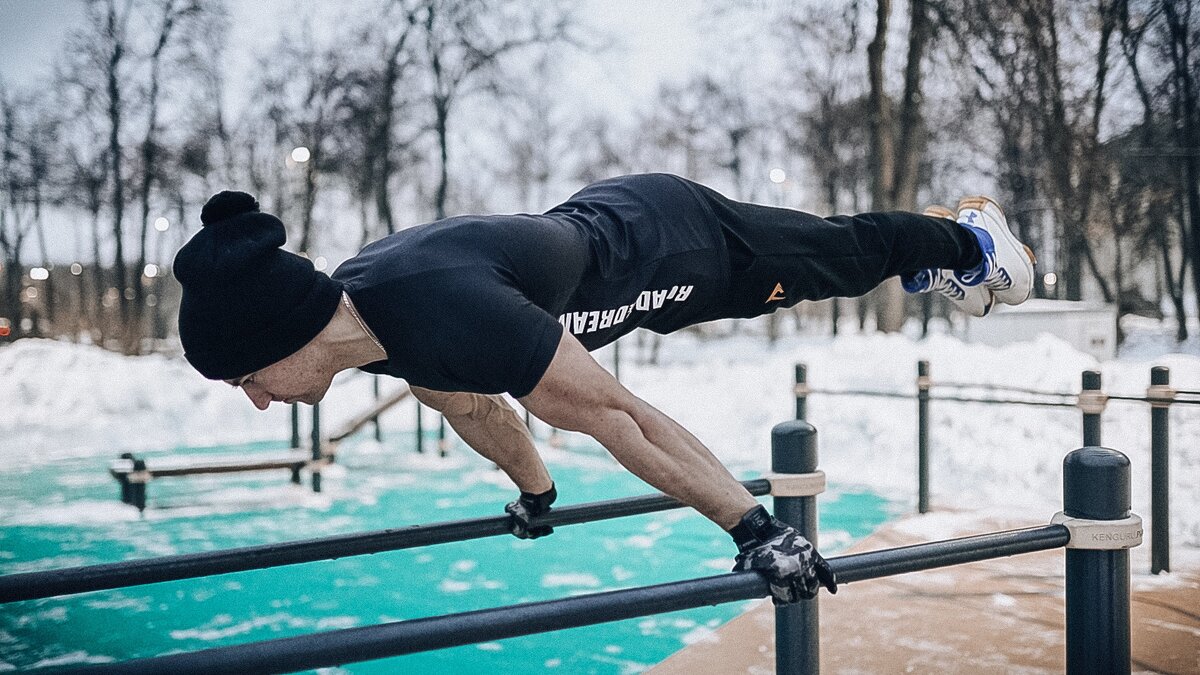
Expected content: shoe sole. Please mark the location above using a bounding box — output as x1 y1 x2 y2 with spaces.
922 205 956 220
958 196 1036 305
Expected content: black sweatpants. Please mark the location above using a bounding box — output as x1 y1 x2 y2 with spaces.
683 180 983 321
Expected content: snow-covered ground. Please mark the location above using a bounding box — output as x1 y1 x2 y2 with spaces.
3 315 1199 551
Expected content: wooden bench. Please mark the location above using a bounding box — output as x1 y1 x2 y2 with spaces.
109 451 330 512
108 385 412 511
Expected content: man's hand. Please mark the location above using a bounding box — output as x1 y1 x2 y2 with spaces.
505 483 557 539
729 505 837 604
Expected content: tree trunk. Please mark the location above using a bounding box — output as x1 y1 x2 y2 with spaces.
893 0 931 211
434 96 450 220
866 0 906 333
106 0 129 342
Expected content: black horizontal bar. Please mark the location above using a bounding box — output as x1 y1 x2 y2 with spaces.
0 479 772 604
70 573 770 675
833 524 1070 583
65 524 1070 675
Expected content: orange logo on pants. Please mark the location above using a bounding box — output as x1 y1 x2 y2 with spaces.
766 283 785 302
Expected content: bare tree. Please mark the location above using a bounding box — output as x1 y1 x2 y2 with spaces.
412 0 578 219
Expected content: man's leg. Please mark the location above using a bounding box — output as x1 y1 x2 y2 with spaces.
676 179 1042 320
682 181 985 316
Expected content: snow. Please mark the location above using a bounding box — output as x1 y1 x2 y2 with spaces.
2 317 1200 555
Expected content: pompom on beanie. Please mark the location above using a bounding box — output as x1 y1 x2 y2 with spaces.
173 191 342 380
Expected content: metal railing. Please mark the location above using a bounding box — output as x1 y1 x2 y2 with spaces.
794 360 1186 574
2 420 1139 675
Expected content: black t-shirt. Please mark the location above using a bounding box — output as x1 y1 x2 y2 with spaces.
331 173 730 397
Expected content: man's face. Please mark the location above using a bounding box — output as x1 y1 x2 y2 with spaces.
225 343 335 411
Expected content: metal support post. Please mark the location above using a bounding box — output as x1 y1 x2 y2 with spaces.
771 420 821 675
1062 447 1136 675
1149 366 1172 574
794 363 808 422
290 402 301 449
917 360 931 514
310 404 322 493
1080 370 1104 447
118 452 135 504
415 401 424 454
372 376 383 443
131 458 147 512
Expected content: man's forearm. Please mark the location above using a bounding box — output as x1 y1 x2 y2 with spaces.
587 398 758 529
433 393 553 495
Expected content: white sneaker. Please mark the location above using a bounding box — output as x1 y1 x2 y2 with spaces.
900 206 996 317
954 196 1036 306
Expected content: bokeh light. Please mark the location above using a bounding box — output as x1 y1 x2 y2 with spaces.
1044 272 1058 286
143 264 160 278
154 217 170 232
30 267 49 281
769 168 786 184
291 146 311 163
70 263 83 276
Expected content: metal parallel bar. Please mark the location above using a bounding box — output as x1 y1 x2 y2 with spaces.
67 525 1072 675
71 573 773 675
0 480 773 603
831 525 1070 584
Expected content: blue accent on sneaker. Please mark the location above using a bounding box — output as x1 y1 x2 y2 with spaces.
956 224 995 287
901 269 933 293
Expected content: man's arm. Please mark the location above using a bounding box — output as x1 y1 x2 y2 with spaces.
410 386 553 495
518 332 758 530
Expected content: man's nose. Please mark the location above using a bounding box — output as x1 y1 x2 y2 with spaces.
242 383 272 411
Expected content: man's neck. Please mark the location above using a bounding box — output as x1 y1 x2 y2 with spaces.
321 294 388 370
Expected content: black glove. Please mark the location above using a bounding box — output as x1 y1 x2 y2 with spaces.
729 505 837 605
505 483 556 539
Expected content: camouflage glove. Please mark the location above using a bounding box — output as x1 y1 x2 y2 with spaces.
505 483 556 539
729 505 837 605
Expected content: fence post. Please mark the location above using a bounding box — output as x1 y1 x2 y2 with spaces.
794 363 808 422
917 360 931 514
131 458 147 512
1063 447 1133 675
1080 370 1104 446
438 416 448 458
771 420 820 675
372 376 383 443
310 403 322 493
1149 366 1172 574
118 452 135 504
290 402 301 449
415 402 424 454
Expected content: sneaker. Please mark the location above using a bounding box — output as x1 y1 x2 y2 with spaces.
900 206 996 317
954 196 1036 305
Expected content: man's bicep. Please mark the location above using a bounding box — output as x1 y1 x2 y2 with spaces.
519 331 637 434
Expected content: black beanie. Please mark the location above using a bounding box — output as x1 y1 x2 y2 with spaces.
173 191 342 380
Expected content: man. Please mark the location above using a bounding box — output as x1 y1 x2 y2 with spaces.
174 173 1034 604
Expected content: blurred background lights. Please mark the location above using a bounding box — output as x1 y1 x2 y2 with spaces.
70 263 83 276
1044 272 1058 286
313 256 328 272
291 146 311 163
0 317 9 337
143 263 160 278
769 168 786 184
154 217 170 232
29 267 49 281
